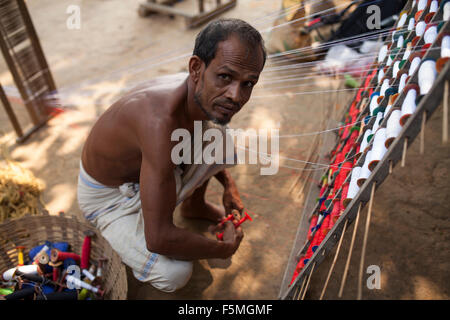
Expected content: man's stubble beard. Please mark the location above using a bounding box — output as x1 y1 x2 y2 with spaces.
194 90 230 126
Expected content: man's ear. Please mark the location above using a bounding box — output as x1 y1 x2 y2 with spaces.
189 56 204 84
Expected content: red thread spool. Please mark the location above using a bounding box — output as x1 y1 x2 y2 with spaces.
319 198 327 212
340 183 350 209
321 214 332 237
310 227 322 253
342 142 352 158
318 223 327 244
52 266 60 282
341 125 350 140
334 171 344 191
319 185 326 198
339 162 353 187
305 231 318 258
348 130 359 148
290 269 299 286
335 151 345 166
307 214 318 241
329 199 341 230
81 231 94 270
50 249 80 264
289 257 306 286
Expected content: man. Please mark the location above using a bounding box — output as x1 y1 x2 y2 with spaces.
77 19 266 293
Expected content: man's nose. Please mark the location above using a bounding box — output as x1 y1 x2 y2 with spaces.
225 82 241 105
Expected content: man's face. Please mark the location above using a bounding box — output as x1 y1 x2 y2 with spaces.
193 35 265 125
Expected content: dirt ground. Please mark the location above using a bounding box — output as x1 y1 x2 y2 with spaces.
0 0 448 300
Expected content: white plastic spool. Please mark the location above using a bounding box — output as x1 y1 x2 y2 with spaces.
424 25 438 44
357 150 373 187
346 166 362 203
416 21 426 37
429 0 438 13
2 264 39 281
418 59 437 95
400 88 418 125
359 129 372 155
380 78 390 97
369 128 388 171
385 109 402 148
66 275 100 293
385 102 393 116
408 17 415 31
372 110 384 134
442 35 450 58
397 35 404 49
445 2 450 21
409 56 422 76
369 94 380 115
393 60 401 78
378 68 385 84
417 0 427 11
403 43 412 60
387 55 393 67
397 13 408 29
378 45 388 63
398 72 408 93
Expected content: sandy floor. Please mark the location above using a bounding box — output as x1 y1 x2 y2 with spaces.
0 0 448 299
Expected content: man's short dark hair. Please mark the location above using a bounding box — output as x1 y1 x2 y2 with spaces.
193 18 267 68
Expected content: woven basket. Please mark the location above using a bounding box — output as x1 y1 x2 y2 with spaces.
0 211 127 300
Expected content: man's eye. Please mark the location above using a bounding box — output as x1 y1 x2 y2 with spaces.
244 81 255 88
219 74 231 81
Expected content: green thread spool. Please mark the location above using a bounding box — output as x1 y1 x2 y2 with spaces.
350 126 360 133
0 288 14 296
344 74 359 88
372 106 386 117
78 288 89 300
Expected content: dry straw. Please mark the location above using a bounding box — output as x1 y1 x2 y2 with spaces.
0 144 45 222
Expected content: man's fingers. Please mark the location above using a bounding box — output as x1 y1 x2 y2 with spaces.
235 225 244 241
231 209 241 221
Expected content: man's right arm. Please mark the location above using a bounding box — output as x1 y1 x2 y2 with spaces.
137 114 243 261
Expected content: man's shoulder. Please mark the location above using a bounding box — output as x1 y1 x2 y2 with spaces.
119 81 184 142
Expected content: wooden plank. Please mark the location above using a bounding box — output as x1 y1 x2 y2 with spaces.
0 23 40 124
140 1 193 18
186 0 237 29
16 0 57 92
0 82 23 138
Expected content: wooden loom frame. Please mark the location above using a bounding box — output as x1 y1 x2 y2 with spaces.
138 0 237 29
279 0 450 300
0 0 57 143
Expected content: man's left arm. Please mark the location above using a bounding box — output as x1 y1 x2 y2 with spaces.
214 169 244 216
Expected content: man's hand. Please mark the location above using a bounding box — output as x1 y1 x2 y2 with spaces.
221 219 244 257
223 187 244 217
214 169 244 216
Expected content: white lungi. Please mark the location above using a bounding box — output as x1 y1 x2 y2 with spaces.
77 120 236 292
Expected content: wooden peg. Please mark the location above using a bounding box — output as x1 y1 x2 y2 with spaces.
401 138 408 168
358 182 376 300
319 219 348 300
294 276 306 300
420 112 426 155
444 80 449 144
301 262 316 300
338 202 362 298
388 160 393 175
